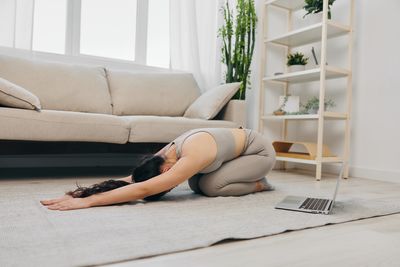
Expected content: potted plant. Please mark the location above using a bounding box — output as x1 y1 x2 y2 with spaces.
219 0 257 126
287 52 309 72
302 96 336 114
303 0 336 20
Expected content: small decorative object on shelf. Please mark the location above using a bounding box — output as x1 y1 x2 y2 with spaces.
279 95 300 113
273 109 286 116
287 52 309 72
302 96 336 114
311 46 328 66
311 47 318 65
273 95 300 115
303 0 336 20
272 141 336 160
273 95 288 115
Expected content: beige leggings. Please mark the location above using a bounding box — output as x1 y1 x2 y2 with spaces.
188 130 276 197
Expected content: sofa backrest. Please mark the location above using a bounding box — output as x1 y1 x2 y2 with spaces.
0 54 112 114
107 70 201 116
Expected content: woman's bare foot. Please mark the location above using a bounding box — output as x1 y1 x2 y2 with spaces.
255 178 275 192
40 194 73 206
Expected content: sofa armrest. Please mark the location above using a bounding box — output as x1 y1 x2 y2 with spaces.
215 100 246 127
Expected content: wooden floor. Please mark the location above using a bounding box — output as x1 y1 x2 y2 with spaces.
105 170 400 267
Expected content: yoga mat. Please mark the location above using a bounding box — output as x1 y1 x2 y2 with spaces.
1 171 400 267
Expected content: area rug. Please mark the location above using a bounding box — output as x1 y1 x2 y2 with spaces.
1 171 400 267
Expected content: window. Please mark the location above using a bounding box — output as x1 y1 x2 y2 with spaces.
80 0 137 60
0 0 170 68
147 0 170 68
0 0 15 47
32 0 67 54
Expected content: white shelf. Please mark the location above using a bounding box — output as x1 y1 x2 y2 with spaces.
263 66 350 84
276 156 343 164
265 21 351 47
262 112 348 120
265 0 304 10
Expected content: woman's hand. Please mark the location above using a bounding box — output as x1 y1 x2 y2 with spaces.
40 194 73 206
45 198 92 211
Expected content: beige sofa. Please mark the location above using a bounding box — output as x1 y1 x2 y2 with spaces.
0 54 241 150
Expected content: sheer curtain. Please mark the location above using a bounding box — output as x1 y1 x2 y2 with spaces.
170 0 223 92
0 0 34 49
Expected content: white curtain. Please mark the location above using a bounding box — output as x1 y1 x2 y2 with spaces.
170 0 223 92
0 0 34 49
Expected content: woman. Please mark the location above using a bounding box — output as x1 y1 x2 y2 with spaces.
40 127 276 210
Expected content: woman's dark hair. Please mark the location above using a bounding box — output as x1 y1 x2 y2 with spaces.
132 154 170 201
66 154 170 201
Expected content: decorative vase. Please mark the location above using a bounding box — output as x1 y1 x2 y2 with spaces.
288 65 306 73
304 12 332 24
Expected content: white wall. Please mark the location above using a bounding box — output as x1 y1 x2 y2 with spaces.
247 0 400 181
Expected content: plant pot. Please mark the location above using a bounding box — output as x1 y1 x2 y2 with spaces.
306 106 330 114
304 12 332 24
288 65 306 73
221 99 247 127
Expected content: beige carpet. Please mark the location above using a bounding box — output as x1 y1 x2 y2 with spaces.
1 171 400 267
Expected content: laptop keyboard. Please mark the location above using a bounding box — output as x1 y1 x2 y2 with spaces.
300 198 330 211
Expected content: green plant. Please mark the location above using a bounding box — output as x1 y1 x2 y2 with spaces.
219 0 257 100
286 52 309 66
301 96 336 113
303 0 336 19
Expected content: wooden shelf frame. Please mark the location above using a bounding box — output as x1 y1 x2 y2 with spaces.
258 0 355 180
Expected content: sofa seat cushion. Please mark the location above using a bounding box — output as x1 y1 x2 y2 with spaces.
107 71 200 116
0 55 112 114
0 108 129 144
125 115 238 143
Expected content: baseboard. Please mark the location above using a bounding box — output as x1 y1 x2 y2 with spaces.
291 164 400 183
348 166 400 183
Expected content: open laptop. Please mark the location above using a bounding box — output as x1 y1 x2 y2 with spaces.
275 163 345 215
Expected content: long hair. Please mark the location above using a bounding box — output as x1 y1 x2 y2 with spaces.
66 154 170 201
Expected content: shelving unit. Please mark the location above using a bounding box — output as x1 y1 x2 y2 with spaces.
258 0 354 180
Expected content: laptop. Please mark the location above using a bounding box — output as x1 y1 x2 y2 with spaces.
275 163 345 215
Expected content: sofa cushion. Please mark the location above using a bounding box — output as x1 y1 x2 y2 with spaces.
0 77 41 111
107 70 200 116
124 115 238 143
0 107 129 144
184 82 241 120
0 54 112 114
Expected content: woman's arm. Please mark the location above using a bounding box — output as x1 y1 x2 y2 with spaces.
44 149 206 210
87 156 203 207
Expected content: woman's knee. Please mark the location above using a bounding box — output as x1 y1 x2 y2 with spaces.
197 177 221 197
263 153 276 173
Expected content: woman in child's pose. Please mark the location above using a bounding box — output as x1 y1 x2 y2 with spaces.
41 127 276 210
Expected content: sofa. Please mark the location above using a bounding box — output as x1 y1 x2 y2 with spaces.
0 54 243 168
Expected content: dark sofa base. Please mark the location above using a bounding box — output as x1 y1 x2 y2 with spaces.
0 140 166 169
